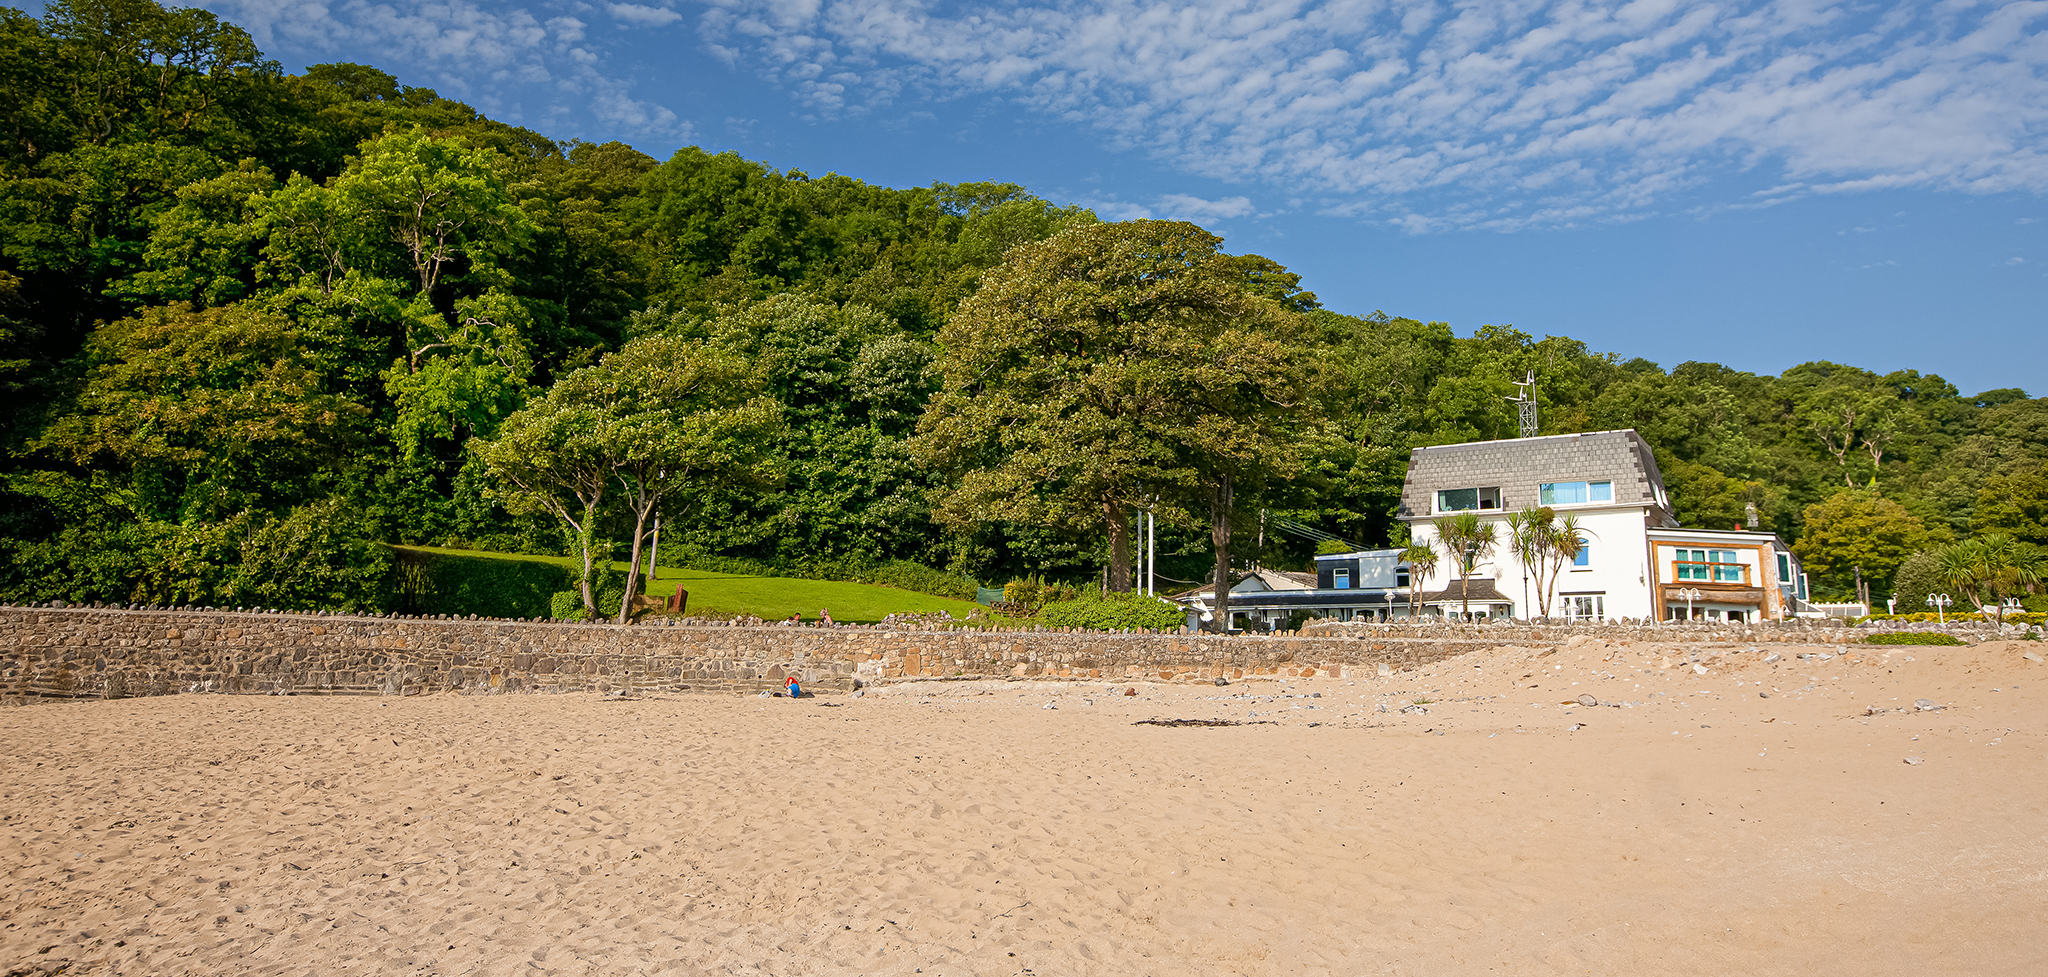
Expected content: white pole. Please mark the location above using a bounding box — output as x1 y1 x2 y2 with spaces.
1146 510 1155 596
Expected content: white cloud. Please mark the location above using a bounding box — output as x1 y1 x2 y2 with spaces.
1077 193 1259 223
1154 193 1257 221
196 0 689 140
2007 256 2027 265
688 0 2048 230
609 3 685 27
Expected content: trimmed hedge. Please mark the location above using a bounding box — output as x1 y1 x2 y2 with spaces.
1864 632 1966 646
658 546 978 602
391 547 574 619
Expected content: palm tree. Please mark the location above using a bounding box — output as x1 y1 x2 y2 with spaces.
1933 541 1985 612
1543 514 1590 621
1435 512 1498 621
1937 535 2045 626
1508 506 1575 619
1400 543 1439 620
1505 509 1538 619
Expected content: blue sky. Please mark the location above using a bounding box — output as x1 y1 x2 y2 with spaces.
183 0 2044 395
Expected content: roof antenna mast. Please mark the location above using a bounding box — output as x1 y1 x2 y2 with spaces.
1508 371 1539 439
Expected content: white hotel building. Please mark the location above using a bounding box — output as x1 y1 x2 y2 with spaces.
1397 430 1810 623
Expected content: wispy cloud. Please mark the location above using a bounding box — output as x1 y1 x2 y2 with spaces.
690 0 2048 231
1154 193 1257 221
200 0 689 140
1075 192 1257 224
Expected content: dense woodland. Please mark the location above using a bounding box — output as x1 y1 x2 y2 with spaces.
3 1 2044 617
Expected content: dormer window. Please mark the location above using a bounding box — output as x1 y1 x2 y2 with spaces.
1332 568 1351 590
1539 480 1613 506
1436 487 1502 512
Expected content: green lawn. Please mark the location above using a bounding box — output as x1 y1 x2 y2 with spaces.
403 545 980 623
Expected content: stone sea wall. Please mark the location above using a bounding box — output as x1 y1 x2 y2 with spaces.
3 606 1486 701
1 605 1999 702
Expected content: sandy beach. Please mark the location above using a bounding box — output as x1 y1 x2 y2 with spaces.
3 637 2043 976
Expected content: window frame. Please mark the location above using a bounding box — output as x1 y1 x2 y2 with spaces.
1538 480 1614 506
1435 486 1502 513
1672 547 1747 584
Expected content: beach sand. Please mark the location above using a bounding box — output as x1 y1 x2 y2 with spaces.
3 637 2043 976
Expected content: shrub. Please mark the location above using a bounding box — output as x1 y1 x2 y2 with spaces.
235 499 395 612
548 568 627 620
392 547 574 618
1001 575 1081 612
1039 592 1185 631
1864 632 1965 646
1887 551 1942 618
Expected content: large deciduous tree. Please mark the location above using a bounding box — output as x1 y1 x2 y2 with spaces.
31 301 364 519
1974 464 2048 545
914 219 1317 625
1792 489 1943 601
477 334 780 621
597 335 781 623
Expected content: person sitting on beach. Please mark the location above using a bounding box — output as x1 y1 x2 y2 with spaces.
785 675 802 699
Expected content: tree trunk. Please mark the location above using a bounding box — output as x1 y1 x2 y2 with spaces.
617 501 654 625
1105 501 1133 593
1209 473 1234 630
574 519 599 621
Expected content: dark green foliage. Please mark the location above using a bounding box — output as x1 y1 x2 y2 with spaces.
0 473 391 609
1864 632 1965 646
1038 591 1186 631
392 546 573 619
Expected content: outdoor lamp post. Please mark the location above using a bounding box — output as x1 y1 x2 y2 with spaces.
1926 593 1952 624
1675 587 1702 622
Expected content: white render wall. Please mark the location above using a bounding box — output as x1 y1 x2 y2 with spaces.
1408 505 1657 620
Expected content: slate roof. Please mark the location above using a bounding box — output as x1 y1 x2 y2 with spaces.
1263 570 1319 590
1415 578 1512 604
1398 429 1672 523
1175 569 1323 601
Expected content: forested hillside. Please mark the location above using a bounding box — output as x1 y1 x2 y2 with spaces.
3 0 2043 614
